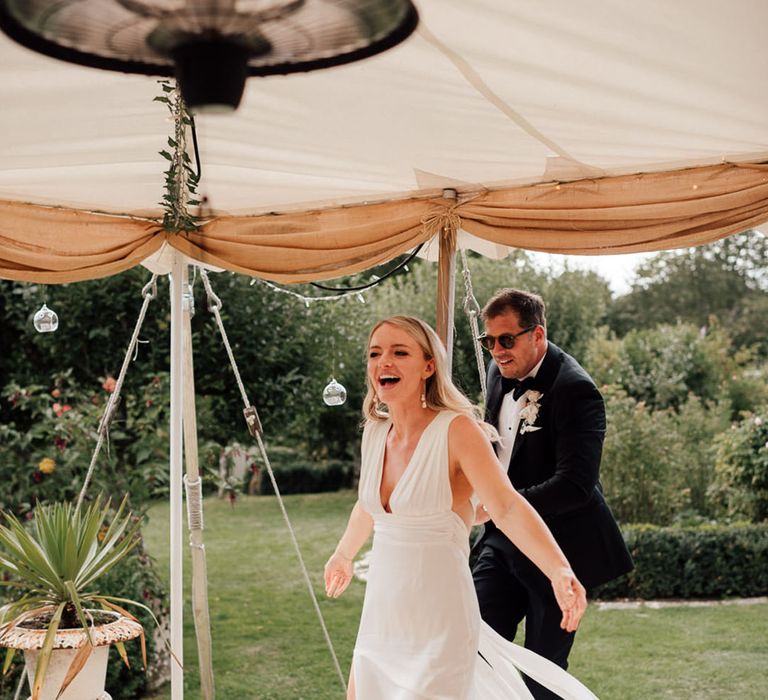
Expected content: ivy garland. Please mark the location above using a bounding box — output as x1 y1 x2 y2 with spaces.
154 80 201 233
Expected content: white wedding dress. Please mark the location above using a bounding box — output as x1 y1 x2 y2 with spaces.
353 410 598 699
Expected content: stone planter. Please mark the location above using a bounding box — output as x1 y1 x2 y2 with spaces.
0 610 142 700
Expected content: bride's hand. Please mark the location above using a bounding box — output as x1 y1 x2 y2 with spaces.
551 568 587 632
324 551 353 598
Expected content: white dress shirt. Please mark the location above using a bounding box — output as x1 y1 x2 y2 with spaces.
496 354 546 468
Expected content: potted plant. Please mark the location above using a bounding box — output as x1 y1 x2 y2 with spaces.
0 496 153 700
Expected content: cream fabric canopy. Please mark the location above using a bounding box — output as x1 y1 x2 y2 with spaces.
1 0 768 283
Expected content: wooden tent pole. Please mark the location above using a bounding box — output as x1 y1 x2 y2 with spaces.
181 267 216 700
435 189 458 371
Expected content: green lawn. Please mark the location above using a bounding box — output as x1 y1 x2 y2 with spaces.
142 492 768 699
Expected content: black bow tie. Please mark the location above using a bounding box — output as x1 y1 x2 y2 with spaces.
500 376 538 401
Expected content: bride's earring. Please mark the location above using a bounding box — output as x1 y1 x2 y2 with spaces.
420 386 427 409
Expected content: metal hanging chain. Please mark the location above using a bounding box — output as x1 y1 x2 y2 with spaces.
460 249 488 404
76 275 159 510
199 268 347 694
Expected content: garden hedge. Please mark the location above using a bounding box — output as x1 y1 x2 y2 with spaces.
593 522 768 600
257 460 354 496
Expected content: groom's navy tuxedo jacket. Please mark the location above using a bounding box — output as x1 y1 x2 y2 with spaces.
480 341 633 589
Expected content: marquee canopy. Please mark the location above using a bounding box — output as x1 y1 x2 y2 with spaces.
4 7 768 699
2 0 768 284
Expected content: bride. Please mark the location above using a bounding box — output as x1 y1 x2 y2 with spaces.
325 315 597 699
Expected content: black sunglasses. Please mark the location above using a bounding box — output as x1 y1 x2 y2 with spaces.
477 326 536 351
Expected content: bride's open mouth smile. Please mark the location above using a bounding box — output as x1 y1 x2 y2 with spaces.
378 375 401 388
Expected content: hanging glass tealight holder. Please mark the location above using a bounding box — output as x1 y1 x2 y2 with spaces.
33 303 58 333
323 378 347 406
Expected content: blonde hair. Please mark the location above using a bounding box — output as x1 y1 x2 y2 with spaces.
362 315 497 439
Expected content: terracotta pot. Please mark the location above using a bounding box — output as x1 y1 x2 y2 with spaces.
0 610 142 700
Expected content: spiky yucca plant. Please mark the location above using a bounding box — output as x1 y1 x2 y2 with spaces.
0 496 151 700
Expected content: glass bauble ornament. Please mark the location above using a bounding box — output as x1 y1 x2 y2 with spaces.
33 304 58 333
323 378 347 406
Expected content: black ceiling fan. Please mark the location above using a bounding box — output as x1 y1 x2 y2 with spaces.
0 0 419 111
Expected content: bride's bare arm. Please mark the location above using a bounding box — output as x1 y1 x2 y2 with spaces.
449 416 587 632
325 500 374 598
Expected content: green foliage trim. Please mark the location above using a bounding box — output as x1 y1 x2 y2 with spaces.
154 80 200 233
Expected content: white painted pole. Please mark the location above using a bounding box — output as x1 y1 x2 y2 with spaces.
169 250 185 700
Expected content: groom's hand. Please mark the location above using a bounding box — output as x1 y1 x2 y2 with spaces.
551 568 587 632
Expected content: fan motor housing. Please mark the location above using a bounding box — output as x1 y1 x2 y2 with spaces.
172 40 252 112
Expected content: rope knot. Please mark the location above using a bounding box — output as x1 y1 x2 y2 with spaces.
421 201 462 244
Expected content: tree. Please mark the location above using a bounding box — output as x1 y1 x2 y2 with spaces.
536 267 612 363
0 270 171 397
1 250 618 461
607 230 768 354
585 321 768 414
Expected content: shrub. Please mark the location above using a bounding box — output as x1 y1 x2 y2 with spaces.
585 322 740 411
593 522 768 600
117 372 173 502
669 394 731 518
0 373 105 515
258 460 354 496
600 387 689 524
100 538 170 698
213 443 355 497
710 408 768 522
0 372 221 514
600 387 730 524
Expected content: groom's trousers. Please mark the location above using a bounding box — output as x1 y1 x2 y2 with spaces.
473 542 576 700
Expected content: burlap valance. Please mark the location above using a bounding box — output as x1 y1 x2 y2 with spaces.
2 162 766 284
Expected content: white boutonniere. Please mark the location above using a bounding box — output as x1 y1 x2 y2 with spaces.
519 390 543 434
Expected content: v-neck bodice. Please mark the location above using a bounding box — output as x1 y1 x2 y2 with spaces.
359 411 459 519
378 412 444 513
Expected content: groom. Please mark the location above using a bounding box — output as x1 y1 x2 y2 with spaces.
472 288 633 700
